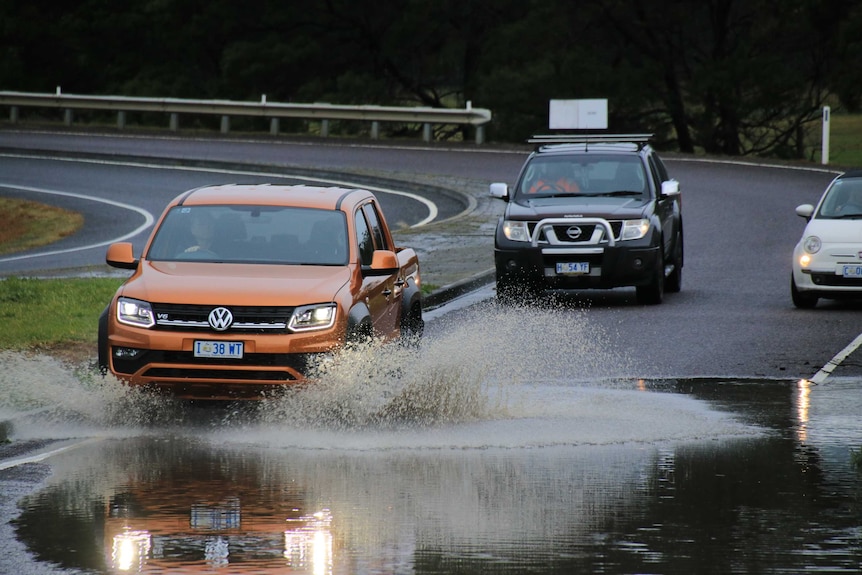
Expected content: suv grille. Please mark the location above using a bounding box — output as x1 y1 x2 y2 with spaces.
527 221 623 243
151 303 294 333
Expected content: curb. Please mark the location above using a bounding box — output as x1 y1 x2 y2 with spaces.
423 268 495 310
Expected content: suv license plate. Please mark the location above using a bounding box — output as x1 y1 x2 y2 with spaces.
194 341 244 359
842 265 862 278
556 262 590 275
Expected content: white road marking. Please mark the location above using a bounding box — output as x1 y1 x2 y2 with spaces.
0 152 439 227
0 437 103 471
809 331 862 384
0 183 155 263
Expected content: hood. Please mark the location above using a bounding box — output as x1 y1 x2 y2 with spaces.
118 261 352 306
804 219 862 244
506 195 649 220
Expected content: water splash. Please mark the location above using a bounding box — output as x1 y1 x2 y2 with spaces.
0 350 188 438
256 301 637 430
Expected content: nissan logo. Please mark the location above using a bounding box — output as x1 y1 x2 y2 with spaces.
208 307 234 331
566 226 583 240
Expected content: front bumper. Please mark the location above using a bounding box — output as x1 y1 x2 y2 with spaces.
106 322 340 398
495 217 660 290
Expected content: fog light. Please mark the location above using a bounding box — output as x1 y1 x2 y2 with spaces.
632 258 644 270
113 347 144 359
506 259 519 271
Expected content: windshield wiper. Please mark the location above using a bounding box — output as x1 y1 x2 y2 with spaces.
591 190 643 197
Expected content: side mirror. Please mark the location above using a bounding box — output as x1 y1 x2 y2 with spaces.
795 204 814 220
106 242 138 270
489 182 509 201
661 180 680 197
363 249 399 276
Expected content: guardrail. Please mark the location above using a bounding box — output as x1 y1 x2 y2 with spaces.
0 89 492 144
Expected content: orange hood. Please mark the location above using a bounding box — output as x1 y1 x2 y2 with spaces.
119 261 352 306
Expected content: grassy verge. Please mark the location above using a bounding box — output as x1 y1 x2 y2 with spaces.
809 112 862 168
0 198 84 255
0 276 122 350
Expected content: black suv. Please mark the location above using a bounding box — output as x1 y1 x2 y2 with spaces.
490 134 682 304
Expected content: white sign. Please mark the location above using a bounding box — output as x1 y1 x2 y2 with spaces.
549 99 608 130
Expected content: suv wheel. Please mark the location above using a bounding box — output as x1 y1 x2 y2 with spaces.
665 232 683 293
496 274 542 305
636 251 664 305
791 273 818 308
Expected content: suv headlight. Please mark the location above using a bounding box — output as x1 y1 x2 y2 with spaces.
621 219 650 241
502 220 531 242
117 297 155 328
803 236 821 254
289 303 337 332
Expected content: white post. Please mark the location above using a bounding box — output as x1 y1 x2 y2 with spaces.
821 106 830 165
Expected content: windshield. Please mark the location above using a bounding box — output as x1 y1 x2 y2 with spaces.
517 154 649 199
146 205 349 265
816 178 862 219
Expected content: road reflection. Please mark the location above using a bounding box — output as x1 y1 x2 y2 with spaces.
6 375 860 574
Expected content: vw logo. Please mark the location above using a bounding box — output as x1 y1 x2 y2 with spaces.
208 307 234 331
566 226 583 240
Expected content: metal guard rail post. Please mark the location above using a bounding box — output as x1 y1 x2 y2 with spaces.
0 90 492 144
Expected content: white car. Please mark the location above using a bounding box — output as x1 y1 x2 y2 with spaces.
792 170 862 308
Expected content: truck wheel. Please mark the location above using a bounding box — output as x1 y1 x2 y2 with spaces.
97 306 109 375
401 301 424 341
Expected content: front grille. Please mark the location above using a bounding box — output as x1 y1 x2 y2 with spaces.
112 350 318 379
528 221 623 244
811 273 862 287
151 303 294 333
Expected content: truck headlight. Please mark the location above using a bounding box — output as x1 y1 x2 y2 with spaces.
803 236 821 254
289 303 337 332
621 219 650 241
502 221 531 242
117 297 155 328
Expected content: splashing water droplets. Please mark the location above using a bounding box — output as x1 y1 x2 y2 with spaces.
257 302 636 430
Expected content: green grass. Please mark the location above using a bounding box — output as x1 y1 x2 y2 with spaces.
0 276 123 349
811 113 862 168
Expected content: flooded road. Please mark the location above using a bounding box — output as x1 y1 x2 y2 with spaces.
2 303 861 574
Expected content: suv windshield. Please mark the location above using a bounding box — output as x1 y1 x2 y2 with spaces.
517 154 649 199
146 205 349 265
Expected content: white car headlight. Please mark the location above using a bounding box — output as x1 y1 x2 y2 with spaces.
289 303 337 332
502 220 531 242
621 218 650 241
803 236 821 254
117 297 155 328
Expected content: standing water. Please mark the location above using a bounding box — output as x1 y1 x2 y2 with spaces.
1 303 859 574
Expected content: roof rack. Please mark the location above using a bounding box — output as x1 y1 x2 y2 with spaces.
528 133 654 145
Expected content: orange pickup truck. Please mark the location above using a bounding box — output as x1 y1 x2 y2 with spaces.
97 184 423 399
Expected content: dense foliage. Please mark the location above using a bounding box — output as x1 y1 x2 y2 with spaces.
1 0 860 156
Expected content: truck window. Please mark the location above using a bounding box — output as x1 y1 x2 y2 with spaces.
355 210 374 266
362 202 389 250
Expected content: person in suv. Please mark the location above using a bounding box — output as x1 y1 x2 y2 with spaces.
489 134 682 304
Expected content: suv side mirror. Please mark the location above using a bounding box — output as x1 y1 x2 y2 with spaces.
489 182 509 201
661 180 680 197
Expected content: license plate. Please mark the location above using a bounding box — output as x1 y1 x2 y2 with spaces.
194 340 244 358
842 265 862 278
556 262 590 275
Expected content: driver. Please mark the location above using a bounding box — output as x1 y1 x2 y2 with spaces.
528 162 580 194
184 211 216 253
